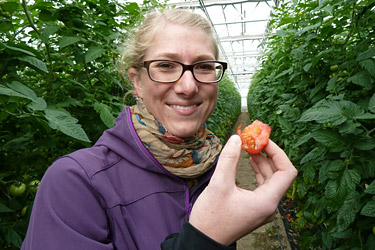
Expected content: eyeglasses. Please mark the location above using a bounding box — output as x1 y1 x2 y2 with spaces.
141 59 227 84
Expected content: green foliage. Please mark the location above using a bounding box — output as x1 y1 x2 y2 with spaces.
207 75 242 144
0 0 166 248
248 0 375 249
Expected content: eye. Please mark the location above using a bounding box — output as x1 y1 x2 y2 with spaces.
196 62 216 71
154 61 178 70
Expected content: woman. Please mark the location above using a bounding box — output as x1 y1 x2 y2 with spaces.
21 9 297 250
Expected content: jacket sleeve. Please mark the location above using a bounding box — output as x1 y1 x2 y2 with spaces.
161 221 236 250
21 157 113 250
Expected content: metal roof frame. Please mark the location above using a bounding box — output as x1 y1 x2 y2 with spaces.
167 0 278 109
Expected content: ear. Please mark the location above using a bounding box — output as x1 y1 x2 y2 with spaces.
128 67 143 98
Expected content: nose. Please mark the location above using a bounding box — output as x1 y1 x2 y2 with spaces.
174 70 199 97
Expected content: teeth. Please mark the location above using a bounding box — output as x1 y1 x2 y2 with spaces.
170 104 197 110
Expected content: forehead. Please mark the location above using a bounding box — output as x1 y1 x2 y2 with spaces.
144 23 216 61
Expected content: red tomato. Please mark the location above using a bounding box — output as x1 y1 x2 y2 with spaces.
237 120 271 154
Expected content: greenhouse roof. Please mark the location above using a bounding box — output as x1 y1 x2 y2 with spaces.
167 0 278 109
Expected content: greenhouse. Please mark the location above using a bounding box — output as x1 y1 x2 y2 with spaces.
1 0 374 249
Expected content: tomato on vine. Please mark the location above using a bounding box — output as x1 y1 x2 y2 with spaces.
29 180 40 194
237 120 271 154
9 182 26 197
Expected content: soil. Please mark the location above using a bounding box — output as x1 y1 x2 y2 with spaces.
232 112 291 250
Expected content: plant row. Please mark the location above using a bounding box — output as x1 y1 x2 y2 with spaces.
0 0 241 248
0 0 164 248
248 0 375 249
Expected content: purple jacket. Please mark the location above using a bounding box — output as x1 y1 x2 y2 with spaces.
21 107 217 250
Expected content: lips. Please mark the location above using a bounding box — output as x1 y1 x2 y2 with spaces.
168 103 201 116
169 104 198 110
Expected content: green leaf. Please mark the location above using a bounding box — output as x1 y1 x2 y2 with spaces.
276 29 289 37
0 86 29 99
369 93 375 113
354 136 375 150
275 68 293 79
353 113 375 120
41 25 60 44
0 202 14 213
356 47 375 61
3 133 33 148
311 129 346 150
293 133 312 147
291 44 307 59
44 108 91 142
365 180 375 195
295 22 320 37
325 168 360 201
360 200 375 217
303 164 315 182
337 192 361 232
59 36 84 48
322 231 333 249
7 81 37 101
322 5 333 15
93 102 115 128
300 146 325 164
1 2 20 12
18 56 48 73
298 100 364 126
359 59 375 77
303 62 312 72
28 97 47 111
312 49 332 68
0 42 36 56
5 228 23 248
331 228 352 239
85 46 104 63
347 71 372 88
319 160 344 183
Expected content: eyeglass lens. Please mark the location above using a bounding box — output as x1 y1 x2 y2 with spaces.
148 61 224 83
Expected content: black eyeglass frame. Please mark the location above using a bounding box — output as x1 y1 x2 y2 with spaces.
140 59 228 84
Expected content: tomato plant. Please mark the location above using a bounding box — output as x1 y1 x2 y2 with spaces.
248 0 375 248
0 0 168 248
0 0 240 248
236 120 271 154
207 75 242 143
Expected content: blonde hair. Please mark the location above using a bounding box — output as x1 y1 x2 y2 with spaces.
120 8 219 76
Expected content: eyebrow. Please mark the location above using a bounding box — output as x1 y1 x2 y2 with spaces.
153 52 216 61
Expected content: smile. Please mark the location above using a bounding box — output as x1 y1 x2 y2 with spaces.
169 104 198 110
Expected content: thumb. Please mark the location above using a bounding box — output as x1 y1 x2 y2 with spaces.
210 135 242 189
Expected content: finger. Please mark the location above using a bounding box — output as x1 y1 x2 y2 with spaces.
255 140 298 201
210 135 242 189
263 140 295 172
249 157 265 186
251 153 274 180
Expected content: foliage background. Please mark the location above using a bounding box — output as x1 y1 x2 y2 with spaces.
207 75 242 143
0 0 241 248
248 0 375 249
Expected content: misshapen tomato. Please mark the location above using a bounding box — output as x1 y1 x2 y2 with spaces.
237 120 271 154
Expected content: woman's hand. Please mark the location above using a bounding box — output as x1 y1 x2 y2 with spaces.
189 135 298 246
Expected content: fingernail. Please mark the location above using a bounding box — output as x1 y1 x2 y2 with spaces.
228 135 241 146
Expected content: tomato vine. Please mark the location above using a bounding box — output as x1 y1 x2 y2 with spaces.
248 0 375 249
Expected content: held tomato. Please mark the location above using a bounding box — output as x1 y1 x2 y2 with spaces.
237 120 271 154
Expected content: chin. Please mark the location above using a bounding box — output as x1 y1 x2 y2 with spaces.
169 126 200 138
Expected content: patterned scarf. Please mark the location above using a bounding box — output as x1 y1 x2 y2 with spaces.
130 97 222 178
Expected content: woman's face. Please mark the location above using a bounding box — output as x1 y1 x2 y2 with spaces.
129 23 218 138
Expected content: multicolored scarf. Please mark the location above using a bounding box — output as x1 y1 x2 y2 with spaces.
130 97 222 178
